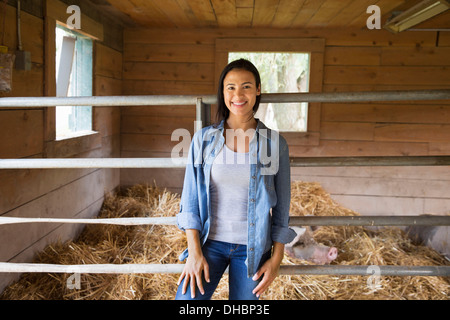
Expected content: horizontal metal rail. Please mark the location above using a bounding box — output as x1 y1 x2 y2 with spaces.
2 156 450 169
0 158 187 169
0 216 178 226
0 262 447 276
289 215 450 227
290 156 450 167
1 90 449 108
0 215 449 227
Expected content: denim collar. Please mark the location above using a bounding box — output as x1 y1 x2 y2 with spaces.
211 118 271 139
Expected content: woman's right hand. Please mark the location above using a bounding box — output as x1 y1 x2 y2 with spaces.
177 229 210 298
177 252 210 298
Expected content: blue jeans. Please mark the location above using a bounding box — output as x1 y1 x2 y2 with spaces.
175 239 271 300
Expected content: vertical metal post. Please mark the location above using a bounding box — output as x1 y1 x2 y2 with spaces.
203 103 211 127
195 98 204 132
196 97 211 130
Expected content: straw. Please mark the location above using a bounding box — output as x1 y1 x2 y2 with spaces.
1 182 448 300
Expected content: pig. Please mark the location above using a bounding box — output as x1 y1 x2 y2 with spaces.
285 226 338 264
404 224 449 260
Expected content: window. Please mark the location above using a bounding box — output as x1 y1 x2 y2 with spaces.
55 24 93 139
228 52 310 132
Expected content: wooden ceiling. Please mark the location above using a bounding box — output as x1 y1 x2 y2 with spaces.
94 0 450 30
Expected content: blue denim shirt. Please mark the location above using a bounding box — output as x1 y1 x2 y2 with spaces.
176 119 296 277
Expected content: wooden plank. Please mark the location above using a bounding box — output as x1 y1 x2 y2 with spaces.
211 0 237 28
44 17 56 142
120 105 196 118
121 115 195 135
324 66 450 86
0 170 105 261
120 168 185 193
123 43 215 63
330 194 424 216
236 7 253 28
324 47 381 66
295 175 450 199
271 0 306 28
306 0 354 28
320 121 374 141
95 44 123 79
123 62 214 82
123 27 436 47
439 31 450 46
374 123 450 143
253 0 280 27
105 0 174 28
1 68 44 98
429 142 450 155
290 0 326 28
291 165 450 180
185 0 217 27
0 166 99 216
282 132 320 146
121 133 178 153
321 103 450 124
289 140 429 157
326 0 378 28
151 0 196 28
216 38 326 53
0 197 104 292
44 132 101 158
381 46 450 66
94 76 122 96
0 110 44 158
122 80 214 95
94 107 120 137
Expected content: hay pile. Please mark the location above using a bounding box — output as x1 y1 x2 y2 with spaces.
1 182 448 300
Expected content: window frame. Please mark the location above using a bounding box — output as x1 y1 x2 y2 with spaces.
215 38 325 149
55 24 94 139
43 0 103 157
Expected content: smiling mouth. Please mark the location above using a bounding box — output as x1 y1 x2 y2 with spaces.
232 101 247 107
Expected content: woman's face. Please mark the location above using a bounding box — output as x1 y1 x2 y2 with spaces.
223 69 261 119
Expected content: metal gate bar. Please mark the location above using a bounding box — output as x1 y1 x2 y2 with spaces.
1 156 450 169
0 262 448 277
1 90 449 279
1 89 449 108
0 215 449 227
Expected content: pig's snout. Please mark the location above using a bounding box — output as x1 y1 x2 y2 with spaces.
327 247 338 263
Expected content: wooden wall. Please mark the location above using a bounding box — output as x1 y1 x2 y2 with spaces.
121 27 450 219
0 1 122 292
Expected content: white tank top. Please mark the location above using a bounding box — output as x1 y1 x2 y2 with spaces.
208 144 250 245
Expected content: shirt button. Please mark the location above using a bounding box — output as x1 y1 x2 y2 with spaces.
250 223 255 227
251 175 256 179
249 248 254 251
250 198 255 202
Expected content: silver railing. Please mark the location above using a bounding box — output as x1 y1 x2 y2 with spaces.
1 90 450 278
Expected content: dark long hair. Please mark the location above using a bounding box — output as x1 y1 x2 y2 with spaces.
216 59 262 122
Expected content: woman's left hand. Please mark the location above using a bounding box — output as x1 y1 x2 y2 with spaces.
251 242 285 298
251 258 281 298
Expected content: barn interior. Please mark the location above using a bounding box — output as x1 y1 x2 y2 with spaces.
0 0 449 298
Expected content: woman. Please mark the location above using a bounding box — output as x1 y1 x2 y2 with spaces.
175 59 295 300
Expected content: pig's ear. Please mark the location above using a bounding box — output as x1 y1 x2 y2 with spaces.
286 226 307 246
